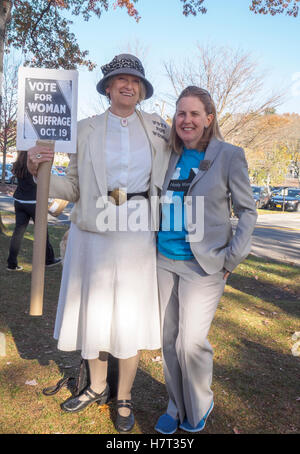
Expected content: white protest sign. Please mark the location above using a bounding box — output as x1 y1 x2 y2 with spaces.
17 67 78 153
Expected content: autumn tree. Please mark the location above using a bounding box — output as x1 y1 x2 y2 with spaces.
179 0 300 16
249 0 300 16
244 113 299 187
280 114 300 184
1 1 299 76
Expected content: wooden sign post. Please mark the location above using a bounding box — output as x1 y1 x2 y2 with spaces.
17 67 78 316
30 141 53 316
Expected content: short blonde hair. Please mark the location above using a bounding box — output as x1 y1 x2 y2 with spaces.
104 75 146 104
169 86 223 154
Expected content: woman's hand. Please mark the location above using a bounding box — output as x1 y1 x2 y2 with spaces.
223 269 231 281
27 145 54 176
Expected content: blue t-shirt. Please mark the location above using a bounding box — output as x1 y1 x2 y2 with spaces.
157 147 205 260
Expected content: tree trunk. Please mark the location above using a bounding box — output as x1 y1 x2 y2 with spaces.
1 131 7 183
0 1 12 234
0 1 12 103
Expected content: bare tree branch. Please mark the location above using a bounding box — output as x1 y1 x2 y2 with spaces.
163 43 286 145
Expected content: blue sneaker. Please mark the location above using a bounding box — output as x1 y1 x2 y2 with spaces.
155 413 179 434
179 401 214 433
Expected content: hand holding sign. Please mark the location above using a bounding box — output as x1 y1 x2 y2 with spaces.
27 144 55 176
17 67 78 316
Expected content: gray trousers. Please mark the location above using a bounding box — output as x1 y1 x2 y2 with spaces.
157 253 226 427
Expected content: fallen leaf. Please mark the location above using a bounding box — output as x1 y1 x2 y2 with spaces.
152 356 162 362
233 427 240 434
25 379 37 386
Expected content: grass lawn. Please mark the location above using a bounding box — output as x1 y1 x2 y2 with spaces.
0 223 299 434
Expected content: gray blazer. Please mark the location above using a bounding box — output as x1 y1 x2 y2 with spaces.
161 137 257 274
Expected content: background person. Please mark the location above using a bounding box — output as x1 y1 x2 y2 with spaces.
155 86 257 434
7 150 61 271
27 54 171 433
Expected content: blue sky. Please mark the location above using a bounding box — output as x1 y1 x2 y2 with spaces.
67 0 300 119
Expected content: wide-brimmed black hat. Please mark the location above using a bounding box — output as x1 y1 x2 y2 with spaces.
96 53 153 100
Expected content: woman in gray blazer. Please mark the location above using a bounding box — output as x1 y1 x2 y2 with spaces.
27 54 170 434
155 86 257 434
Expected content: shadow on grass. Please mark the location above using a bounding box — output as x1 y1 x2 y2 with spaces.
246 254 300 280
212 337 300 433
227 257 300 319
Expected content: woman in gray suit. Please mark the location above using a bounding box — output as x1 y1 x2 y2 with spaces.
27 54 170 433
155 86 257 434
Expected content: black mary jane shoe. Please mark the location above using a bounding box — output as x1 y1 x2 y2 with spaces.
115 399 135 433
61 384 110 413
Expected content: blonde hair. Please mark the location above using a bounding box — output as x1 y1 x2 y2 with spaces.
104 75 146 104
169 86 223 154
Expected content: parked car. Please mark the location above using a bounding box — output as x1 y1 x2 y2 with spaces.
0 165 16 184
251 185 271 209
269 188 300 212
269 186 287 197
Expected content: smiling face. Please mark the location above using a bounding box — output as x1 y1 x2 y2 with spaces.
105 74 142 116
175 96 214 149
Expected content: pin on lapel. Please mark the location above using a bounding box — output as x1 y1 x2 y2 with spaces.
199 160 211 171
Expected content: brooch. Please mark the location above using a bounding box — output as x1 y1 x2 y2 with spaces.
199 160 211 171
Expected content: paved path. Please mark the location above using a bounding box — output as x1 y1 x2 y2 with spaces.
237 212 300 266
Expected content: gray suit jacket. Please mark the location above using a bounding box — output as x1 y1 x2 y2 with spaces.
161 137 257 274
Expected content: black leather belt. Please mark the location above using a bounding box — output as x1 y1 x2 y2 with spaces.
108 189 149 205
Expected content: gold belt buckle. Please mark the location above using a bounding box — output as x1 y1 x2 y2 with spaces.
109 188 127 206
